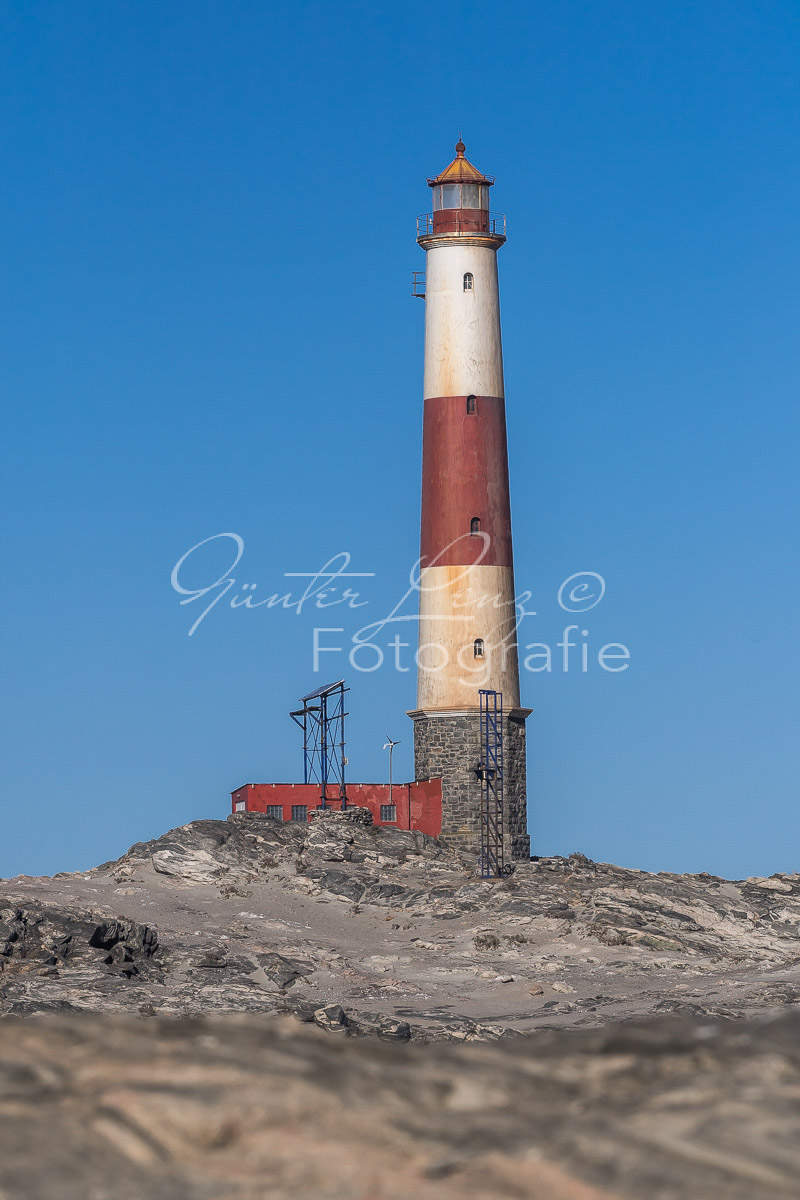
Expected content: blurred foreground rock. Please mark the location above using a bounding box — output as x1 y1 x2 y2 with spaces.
1 1010 799 1200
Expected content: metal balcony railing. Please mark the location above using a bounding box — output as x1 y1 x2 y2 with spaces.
416 212 507 239
411 271 426 298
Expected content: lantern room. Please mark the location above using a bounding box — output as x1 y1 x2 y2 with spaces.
418 139 504 239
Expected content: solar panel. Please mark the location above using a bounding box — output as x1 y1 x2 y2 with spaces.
299 679 347 703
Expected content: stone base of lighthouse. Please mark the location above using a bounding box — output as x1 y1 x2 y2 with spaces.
409 709 531 861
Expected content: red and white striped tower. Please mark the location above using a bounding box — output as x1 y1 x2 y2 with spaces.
408 139 531 860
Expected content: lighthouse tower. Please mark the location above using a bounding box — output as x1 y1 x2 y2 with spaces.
409 140 531 861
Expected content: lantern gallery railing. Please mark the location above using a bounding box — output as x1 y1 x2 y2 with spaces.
416 212 507 239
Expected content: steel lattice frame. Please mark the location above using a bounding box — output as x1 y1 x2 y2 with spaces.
478 689 504 878
290 680 349 808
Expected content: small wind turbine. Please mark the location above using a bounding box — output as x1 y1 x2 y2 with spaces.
382 734 401 810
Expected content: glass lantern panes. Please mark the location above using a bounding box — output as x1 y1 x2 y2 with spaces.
433 182 489 210
441 183 461 208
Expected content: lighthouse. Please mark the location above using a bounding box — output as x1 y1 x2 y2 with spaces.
409 140 531 862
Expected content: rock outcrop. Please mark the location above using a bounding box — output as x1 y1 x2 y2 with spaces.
2 811 800 1040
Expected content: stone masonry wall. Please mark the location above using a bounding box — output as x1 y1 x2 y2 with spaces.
412 712 530 861
505 713 531 861
413 713 483 854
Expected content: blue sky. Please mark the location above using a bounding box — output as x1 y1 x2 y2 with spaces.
1 1 799 879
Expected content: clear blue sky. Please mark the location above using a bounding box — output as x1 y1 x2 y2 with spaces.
2 1 799 879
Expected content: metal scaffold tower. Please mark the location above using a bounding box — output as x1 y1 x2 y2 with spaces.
290 680 349 808
478 689 505 878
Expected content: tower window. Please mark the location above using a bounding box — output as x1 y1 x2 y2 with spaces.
463 272 474 291
466 394 477 414
470 517 481 535
474 638 485 658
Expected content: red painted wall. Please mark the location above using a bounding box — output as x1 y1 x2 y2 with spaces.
230 780 442 837
432 208 490 235
421 394 512 567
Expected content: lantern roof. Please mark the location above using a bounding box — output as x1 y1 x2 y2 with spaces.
427 138 495 187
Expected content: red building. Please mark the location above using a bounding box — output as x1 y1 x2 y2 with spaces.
230 779 442 836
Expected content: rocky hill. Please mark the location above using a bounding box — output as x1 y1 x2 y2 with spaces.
2 808 799 1039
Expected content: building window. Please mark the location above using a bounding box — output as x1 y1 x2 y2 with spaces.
474 638 485 658
463 272 474 291
291 805 308 823
234 800 245 813
380 804 397 823
470 516 481 535
266 805 283 820
466 394 477 414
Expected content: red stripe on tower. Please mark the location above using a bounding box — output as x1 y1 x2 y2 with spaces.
420 394 513 568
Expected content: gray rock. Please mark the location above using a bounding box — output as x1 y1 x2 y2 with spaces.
258 952 314 991
314 1002 348 1032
